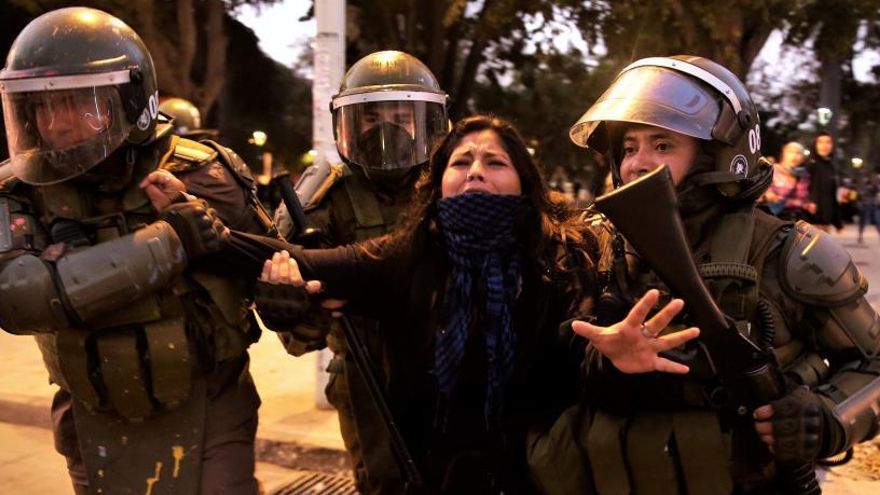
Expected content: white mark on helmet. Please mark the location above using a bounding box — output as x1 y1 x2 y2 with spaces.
730 154 748 176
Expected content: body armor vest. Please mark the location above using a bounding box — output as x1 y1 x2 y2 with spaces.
24 136 257 422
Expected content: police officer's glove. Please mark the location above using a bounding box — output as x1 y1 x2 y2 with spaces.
769 387 824 463
160 200 229 260
254 280 312 331
276 312 336 357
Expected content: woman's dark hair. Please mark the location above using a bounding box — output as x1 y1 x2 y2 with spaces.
376 114 595 269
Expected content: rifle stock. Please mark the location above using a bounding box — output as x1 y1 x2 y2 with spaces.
595 165 821 494
594 165 782 412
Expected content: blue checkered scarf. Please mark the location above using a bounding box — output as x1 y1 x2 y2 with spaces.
435 192 524 425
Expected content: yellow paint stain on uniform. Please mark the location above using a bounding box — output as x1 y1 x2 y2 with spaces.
172 446 185 478
144 461 163 495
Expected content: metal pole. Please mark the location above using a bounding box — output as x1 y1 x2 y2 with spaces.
312 0 345 409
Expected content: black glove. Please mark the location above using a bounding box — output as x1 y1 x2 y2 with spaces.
254 280 314 331
160 200 229 260
770 386 824 463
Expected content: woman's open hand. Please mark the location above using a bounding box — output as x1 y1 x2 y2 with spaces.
572 289 699 374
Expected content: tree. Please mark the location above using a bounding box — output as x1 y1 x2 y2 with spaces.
9 0 280 117
784 0 880 147
0 1 310 171
303 0 597 119
472 48 618 189
582 0 800 79
218 17 313 172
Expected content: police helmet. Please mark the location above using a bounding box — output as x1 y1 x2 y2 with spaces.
0 7 159 185
332 51 448 172
159 97 202 135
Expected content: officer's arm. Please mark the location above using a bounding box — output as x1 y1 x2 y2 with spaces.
0 220 187 334
779 222 880 456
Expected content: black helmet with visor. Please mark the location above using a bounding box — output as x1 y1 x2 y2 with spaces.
332 51 448 172
570 56 770 199
0 7 159 186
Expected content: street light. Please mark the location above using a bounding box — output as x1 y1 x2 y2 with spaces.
852 157 864 169
817 107 833 126
251 130 268 147
249 130 271 185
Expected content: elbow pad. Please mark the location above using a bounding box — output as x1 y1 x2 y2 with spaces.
56 220 186 322
0 254 70 333
828 373 880 452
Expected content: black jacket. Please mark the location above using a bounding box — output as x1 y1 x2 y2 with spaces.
226 224 595 493
807 154 842 228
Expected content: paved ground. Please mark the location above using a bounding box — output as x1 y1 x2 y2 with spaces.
1 223 879 493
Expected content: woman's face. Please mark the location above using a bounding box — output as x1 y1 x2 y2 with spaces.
441 129 522 198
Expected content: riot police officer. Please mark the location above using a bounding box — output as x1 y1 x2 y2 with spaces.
533 56 880 494
158 96 219 141
272 50 448 493
0 8 274 494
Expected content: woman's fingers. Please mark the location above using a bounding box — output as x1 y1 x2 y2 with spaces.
753 404 774 421
571 320 612 341
654 327 700 350
646 298 685 334
262 251 320 292
260 259 272 282
654 357 690 375
754 420 773 436
624 289 660 328
305 280 323 294
269 251 283 283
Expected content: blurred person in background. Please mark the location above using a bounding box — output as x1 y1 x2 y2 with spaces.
762 141 815 221
854 170 880 243
808 132 843 232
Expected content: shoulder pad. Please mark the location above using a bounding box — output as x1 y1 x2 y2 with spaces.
160 137 218 174
294 158 346 210
779 221 866 306
199 139 256 186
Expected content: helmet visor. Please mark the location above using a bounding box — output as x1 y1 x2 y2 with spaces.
335 100 447 170
1 86 130 185
570 66 721 150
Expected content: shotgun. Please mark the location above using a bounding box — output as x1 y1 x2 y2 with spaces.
594 165 819 494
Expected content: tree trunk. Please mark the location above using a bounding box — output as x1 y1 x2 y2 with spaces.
176 0 196 99
199 0 227 117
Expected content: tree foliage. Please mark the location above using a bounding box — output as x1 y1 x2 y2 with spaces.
322 0 596 119
0 0 310 170
582 0 800 79
9 0 280 117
